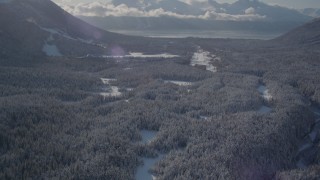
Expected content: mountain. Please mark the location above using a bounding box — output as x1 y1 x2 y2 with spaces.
300 8 320 18
275 18 320 46
112 0 146 9
146 0 204 15
0 0 130 62
73 0 312 33
212 0 311 22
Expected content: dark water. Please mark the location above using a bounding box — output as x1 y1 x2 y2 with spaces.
110 30 282 40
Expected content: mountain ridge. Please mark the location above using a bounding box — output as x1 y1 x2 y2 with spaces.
275 18 320 46
0 0 136 61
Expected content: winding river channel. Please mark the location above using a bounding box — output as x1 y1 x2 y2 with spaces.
296 104 320 168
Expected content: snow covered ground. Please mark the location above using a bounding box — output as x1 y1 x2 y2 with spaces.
100 86 122 97
42 43 62 57
190 48 219 73
100 78 117 85
257 85 272 101
80 52 180 59
164 80 193 86
100 78 122 97
258 106 272 113
136 130 164 180
135 155 164 180
257 84 272 113
128 52 179 58
140 130 158 144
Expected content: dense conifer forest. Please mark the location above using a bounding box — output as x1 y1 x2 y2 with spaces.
1 38 320 179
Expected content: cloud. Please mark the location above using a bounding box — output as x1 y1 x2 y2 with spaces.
58 1 266 21
245 7 256 14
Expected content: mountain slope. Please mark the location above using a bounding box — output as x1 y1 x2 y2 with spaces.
300 8 320 18
0 0 131 61
275 18 320 46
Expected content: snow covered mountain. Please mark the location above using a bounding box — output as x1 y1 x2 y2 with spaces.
300 8 320 18
209 0 311 22
63 0 312 33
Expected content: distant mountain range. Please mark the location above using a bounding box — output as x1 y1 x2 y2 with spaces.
1 0 319 63
53 0 316 33
300 8 320 18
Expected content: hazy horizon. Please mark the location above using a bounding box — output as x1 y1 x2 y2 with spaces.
53 0 320 9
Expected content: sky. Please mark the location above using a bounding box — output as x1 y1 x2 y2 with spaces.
53 0 320 21
217 0 320 9
53 0 320 9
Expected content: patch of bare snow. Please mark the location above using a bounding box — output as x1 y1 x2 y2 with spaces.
100 78 116 85
258 85 272 101
128 52 179 58
100 78 121 97
136 155 164 180
42 43 62 57
100 86 121 97
164 80 193 86
258 106 272 114
80 52 179 59
191 48 218 73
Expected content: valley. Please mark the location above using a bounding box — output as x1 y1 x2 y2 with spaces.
1 0 320 180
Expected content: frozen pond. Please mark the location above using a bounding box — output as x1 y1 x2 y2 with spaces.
140 130 158 144
258 106 272 114
135 155 164 180
164 80 193 86
136 130 164 180
257 84 272 113
42 43 62 57
190 48 218 73
257 85 272 101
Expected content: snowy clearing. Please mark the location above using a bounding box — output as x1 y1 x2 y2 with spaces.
190 48 219 73
164 80 193 86
100 78 121 97
42 43 62 57
100 86 122 97
135 130 164 180
79 52 180 59
100 78 117 85
135 155 164 180
128 52 179 58
140 130 158 144
257 85 272 101
258 106 272 114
